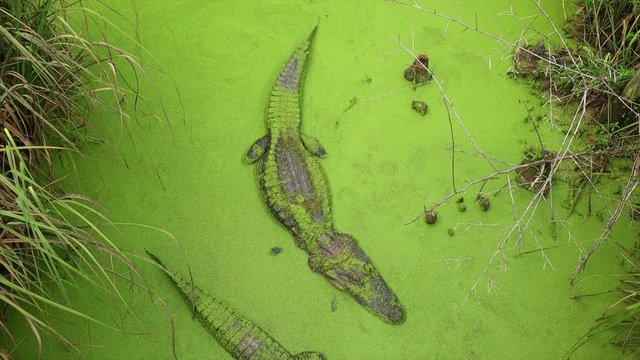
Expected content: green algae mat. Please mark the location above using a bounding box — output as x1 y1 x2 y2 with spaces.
2 0 636 359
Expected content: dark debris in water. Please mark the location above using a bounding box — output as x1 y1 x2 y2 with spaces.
270 247 283 256
476 194 491 212
411 100 428 116
404 54 432 88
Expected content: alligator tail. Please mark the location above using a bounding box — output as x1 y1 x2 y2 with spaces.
146 250 296 359
275 25 317 95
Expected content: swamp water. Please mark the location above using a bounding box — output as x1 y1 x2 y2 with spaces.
2 0 637 359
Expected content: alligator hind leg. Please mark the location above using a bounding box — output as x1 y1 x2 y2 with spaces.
301 133 326 157
243 133 271 164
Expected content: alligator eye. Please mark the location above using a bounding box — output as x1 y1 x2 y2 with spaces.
336 267 364 286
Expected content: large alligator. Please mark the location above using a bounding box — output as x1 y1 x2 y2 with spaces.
244 27 405 324
146 251 326 360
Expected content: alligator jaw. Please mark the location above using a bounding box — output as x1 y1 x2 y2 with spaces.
309 232 406 324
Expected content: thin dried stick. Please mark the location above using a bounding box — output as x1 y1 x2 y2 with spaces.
443 98 458 193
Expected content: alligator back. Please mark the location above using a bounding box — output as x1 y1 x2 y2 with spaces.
146 251 326 360
259 26 333 250
258 134 332 250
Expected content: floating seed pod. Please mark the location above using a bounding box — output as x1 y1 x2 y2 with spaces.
479 196 491 211
404 54 432 85
424 210 437 224
447 228 455 236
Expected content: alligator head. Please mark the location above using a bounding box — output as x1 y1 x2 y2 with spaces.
308 232 406 324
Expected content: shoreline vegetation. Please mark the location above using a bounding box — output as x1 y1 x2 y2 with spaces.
0 1 172 357
390 0 639 356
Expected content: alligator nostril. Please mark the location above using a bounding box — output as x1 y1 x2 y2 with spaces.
388 305 406 324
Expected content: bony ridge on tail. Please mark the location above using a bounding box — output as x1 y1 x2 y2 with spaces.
243 25 405 324
146 250 326 360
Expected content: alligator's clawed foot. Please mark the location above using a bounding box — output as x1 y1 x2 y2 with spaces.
244 133 271 164
301 133 327 158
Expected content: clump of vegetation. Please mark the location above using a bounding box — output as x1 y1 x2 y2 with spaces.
0 0 157 355
509 0 639 266
573 0 639 69
514 0 639 132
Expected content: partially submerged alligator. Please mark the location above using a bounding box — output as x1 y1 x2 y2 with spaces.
244 27 405 324
146 251 326 360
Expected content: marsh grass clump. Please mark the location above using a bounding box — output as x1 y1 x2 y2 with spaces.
571 243 640 357
572 0 639 70
513 0 639 128
0 0 158 354
509 0 639 257
510 2 639 178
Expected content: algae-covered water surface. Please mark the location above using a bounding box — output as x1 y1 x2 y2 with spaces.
2 0 636 358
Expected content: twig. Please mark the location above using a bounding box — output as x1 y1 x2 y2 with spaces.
506 173 524 244
515 244 564 257
570 290 618 300
449 147 513 166
525 106 545 149
444 98 457 193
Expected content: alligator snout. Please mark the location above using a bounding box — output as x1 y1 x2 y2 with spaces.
310 232 406 324
366 275 406 324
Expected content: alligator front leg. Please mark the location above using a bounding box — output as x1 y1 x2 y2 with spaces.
300 133 326 157
243 133 271 164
